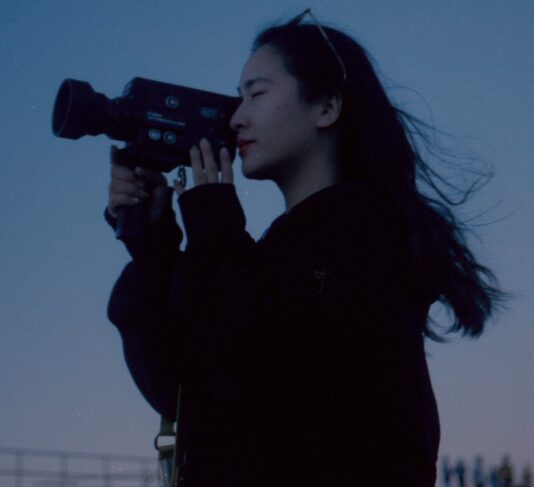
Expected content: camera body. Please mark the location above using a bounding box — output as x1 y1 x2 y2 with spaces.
52 77 240 172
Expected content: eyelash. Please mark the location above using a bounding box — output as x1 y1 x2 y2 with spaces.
251 91 265 98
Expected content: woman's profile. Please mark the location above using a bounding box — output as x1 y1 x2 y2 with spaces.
106 10 503 487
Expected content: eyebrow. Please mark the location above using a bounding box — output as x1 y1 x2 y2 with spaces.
236 77 273 96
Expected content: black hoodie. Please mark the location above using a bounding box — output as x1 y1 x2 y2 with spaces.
107 181 439 487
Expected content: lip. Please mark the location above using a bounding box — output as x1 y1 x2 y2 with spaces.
237 139 255 149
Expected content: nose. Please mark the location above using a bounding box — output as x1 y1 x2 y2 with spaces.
230 99 246 132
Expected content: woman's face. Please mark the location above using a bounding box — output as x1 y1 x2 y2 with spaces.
231 44 323 181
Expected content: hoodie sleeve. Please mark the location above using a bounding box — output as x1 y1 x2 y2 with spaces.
106 200 185 420
106 184 259 420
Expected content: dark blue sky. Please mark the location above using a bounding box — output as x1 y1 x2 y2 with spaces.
1 0 533 479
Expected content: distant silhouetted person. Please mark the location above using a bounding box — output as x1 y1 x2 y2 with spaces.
499 456 513 487
522 465 532 487
474 455 487 487
490 468 501 487
442 456 454 487
456 459 466 487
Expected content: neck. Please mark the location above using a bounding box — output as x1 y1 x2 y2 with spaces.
277 148 341 212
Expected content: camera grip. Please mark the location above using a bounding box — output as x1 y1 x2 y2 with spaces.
115 202 148 241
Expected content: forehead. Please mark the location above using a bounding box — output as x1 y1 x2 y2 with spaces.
238 44 290 88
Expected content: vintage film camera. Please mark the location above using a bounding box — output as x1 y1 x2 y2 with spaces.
52 77 239 171
52 77 239 238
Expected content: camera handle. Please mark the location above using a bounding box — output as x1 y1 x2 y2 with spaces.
115 203 149 241
113 146 150 241
112 147 187 241
114 165 187 241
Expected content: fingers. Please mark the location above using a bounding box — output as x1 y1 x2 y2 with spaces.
186 138 234 190
190 145 206 185
110 146 166 189
108 177 148 217
134 166 167 188
108 146 153 217
110 140 233 208
201 138 219 182
219 147 233 184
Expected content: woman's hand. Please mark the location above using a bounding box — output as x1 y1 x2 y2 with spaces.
107 145 170 223
174 138 233 196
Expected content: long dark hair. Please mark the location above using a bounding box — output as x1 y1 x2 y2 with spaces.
253 21 504 339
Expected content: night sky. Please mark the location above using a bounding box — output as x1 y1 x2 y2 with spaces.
1 1 533 483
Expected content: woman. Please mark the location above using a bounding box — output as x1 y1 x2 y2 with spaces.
106 11 502 487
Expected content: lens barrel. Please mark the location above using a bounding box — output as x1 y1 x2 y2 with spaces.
52 79 110 140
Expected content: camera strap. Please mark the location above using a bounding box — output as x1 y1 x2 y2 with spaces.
155 385 184 487
176 166 187 188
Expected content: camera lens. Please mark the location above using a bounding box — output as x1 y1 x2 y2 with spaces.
52 79 110 140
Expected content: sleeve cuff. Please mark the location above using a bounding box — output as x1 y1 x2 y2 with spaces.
104 200 183 261
178 184 246 250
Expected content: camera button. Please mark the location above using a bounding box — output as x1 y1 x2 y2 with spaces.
165 96 180 109
148 128 162 141
163 132 177 144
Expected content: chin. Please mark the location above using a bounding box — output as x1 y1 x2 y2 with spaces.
241 156 277 181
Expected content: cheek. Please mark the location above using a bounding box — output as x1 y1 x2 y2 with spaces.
263 102 305 139
263 101 286 124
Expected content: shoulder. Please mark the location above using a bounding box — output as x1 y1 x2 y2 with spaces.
261 181 409 291
263 181 428 319
263 181 405 258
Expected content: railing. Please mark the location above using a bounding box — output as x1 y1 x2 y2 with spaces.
0 447 159 487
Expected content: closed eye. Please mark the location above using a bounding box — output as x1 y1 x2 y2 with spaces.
251 91 266 98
